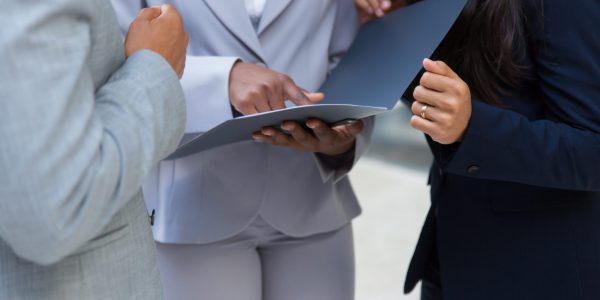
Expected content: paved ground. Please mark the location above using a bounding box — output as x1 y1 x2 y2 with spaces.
351 109 432 300
351 158 429 300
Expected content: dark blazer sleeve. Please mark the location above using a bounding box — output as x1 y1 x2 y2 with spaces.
441 0 600 191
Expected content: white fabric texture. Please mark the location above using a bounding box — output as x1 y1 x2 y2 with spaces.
244 0 267 21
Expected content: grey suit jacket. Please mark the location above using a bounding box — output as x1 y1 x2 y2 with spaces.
113 0 372 244
0 0 186 298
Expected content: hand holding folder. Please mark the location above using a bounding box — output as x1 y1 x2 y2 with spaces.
166 0 467 160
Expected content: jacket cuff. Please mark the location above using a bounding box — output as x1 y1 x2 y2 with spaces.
442 100 494 177
313 116 374 183
180 56 239 133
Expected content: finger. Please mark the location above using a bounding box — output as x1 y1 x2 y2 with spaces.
157 4 183 25
410 115 439 138
306 119 335 144
159 4 175 16
267 87 286 111
282 121 318 147
411 101 443 123
282 77 312 106
136 7 162 21
419 71 456 93
355 0 375 14
262 127 293 146
423 58 459 79
254 101 272 113
412 85 446 108
252 132 277 145
304 91 324 104
239 105 259 116
366 0 385 17
380 0 392 11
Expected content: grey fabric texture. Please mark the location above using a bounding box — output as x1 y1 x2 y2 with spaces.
112 0 372 246
156 217 355 300
0 0 186 298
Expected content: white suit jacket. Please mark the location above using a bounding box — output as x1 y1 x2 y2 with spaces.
113 0 373 244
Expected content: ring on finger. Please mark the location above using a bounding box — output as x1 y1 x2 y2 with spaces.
420 104 429 120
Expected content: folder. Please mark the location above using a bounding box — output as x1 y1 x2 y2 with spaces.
166 0 467 160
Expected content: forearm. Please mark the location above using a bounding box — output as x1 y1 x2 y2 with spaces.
442 100 600 191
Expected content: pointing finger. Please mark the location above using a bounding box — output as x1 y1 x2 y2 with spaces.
282 77 312 106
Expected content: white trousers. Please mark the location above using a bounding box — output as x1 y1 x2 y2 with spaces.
156 216 355 300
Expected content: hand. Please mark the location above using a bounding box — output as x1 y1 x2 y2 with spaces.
252 119 364 156
410 58 472 145
124 5 189 77
229 62 324 115
355 0 407 22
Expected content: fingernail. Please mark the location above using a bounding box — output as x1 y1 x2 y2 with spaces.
262 129 273 136
424 58 435 65
382 0 392 10
281 123 293 131
306 121 316 129
376 9 384 17
368 7 374 14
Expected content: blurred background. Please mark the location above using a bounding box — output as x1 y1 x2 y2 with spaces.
350 105 433 300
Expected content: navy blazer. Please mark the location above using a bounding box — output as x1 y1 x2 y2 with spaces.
405 0 600 299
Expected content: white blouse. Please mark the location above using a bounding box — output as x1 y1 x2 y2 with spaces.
244 0 267 29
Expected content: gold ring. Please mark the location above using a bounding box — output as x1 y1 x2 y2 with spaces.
420 104 429 120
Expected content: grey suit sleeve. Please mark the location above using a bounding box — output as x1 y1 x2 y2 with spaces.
0 1 186 265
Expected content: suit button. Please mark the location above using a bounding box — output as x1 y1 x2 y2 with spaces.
149 209 155 226
438 168 444 176
467 164 480 174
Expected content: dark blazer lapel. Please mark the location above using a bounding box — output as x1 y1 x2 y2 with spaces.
256 0 292 35
203 0 265 61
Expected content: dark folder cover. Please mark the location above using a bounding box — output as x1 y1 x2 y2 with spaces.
167 0 467 160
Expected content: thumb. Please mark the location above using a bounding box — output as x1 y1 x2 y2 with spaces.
157 4 178 20
160 4 174 14
333 119 364 137
136 7 162 21
423 58 458 79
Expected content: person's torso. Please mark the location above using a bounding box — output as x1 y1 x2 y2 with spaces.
143 0 362 244
0 3 162 298
420 0 600 298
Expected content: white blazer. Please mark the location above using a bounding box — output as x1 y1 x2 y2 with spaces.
112 0 374 244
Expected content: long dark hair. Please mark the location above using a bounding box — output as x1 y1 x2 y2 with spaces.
430 0 530 106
